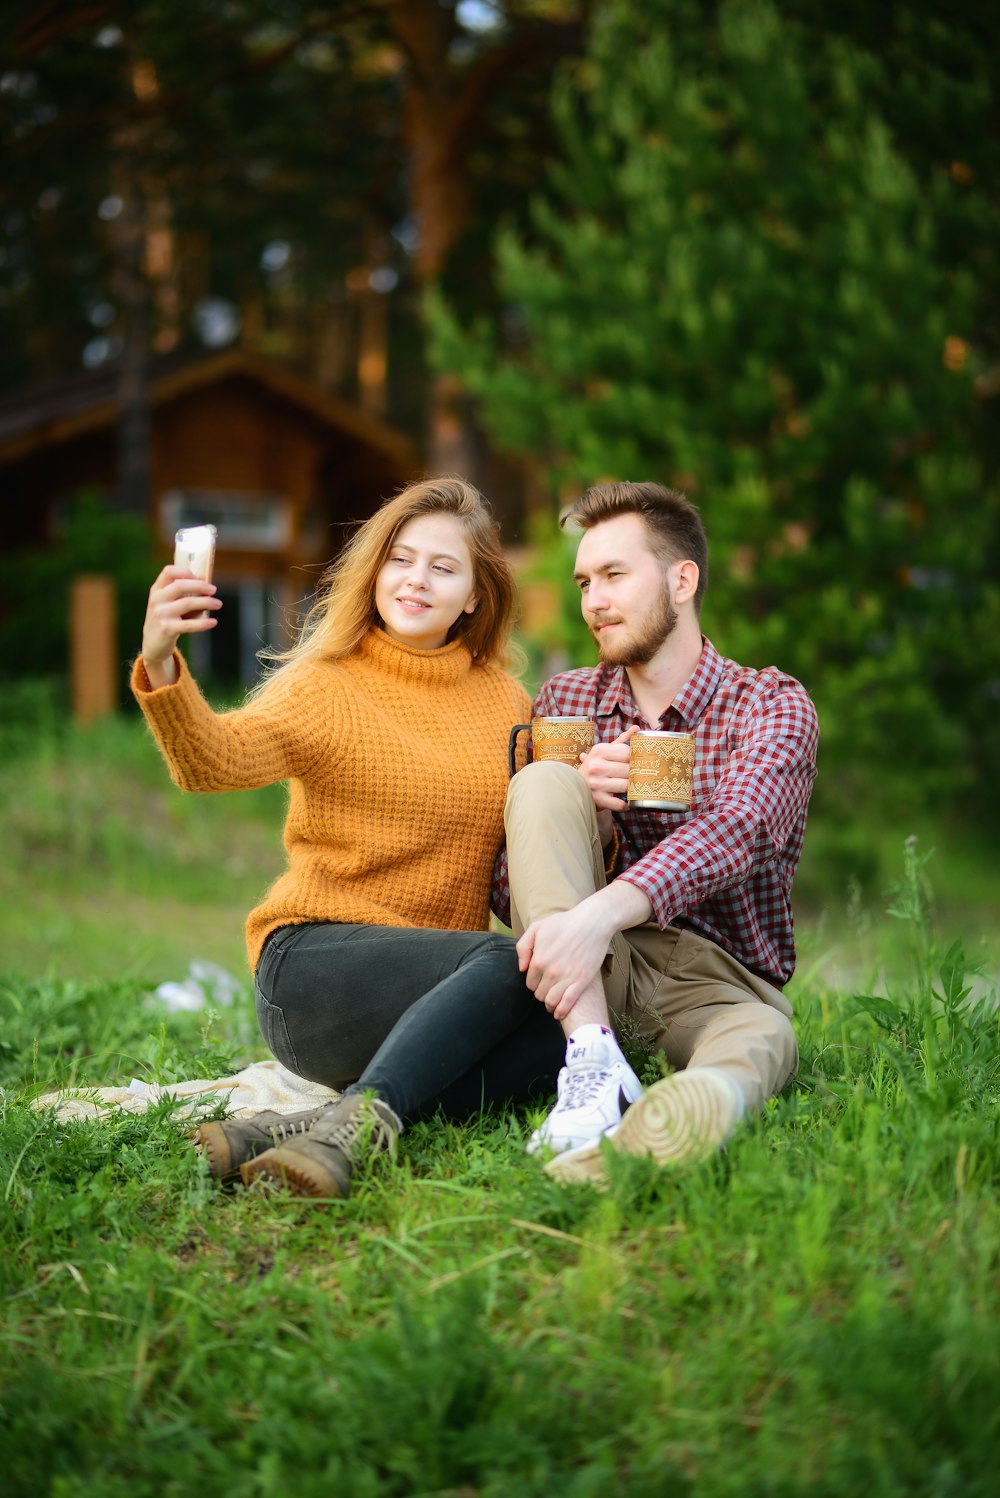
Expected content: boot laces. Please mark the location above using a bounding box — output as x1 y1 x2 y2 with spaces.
273 1115 315 1143
317 1101 394 1161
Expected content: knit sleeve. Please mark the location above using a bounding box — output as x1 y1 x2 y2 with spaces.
131 653 338 793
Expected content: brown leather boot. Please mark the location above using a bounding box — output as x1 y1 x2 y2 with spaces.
192 1104 329 1181
239 1093 400 1199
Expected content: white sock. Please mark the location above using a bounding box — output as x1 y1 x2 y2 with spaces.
567 1022 618 1055
566 1024 641 1084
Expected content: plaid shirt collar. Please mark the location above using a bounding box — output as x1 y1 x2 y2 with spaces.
594 637 726 729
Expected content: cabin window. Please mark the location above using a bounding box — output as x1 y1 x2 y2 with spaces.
160 489 291 550
187 577 289 685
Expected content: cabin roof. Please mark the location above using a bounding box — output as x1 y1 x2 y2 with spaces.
0 347 416 469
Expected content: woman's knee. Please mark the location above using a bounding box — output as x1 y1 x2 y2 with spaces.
457 935 536 1010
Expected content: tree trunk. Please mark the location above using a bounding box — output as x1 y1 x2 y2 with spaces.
109 54 158 516
389 0 583 471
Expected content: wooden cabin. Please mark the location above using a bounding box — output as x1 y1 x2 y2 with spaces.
0 348 419 683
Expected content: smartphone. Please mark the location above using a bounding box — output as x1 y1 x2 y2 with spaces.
174 524 217 581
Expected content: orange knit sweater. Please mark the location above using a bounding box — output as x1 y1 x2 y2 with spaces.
131 629 530 970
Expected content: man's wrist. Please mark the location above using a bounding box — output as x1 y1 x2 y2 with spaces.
583 878 653 940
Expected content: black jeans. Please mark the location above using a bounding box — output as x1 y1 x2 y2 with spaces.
254 922 564 1125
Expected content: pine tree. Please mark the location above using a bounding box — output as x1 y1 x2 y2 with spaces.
432 0 1000 830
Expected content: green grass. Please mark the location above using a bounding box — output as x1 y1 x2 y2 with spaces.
1 712 999 1493
0 708 285 981
1 923 997 1495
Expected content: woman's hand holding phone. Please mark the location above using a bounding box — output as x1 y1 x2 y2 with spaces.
141 547 222 688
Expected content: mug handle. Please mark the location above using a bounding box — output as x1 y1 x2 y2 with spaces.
508 723 531 778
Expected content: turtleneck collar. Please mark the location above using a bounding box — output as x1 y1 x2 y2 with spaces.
357 626 473 687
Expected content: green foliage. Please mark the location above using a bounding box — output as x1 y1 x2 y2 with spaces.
0 692 284 983
431 0 1000 829
1 845 998 1493
514 510 595 683
0 1 388 388
0 676 67 760
843 837 1000 1107
0 489 157 700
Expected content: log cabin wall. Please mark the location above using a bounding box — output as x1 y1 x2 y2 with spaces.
0 351 419 683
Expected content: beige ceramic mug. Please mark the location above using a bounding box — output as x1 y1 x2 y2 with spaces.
508 717 595 776
627 730 695 810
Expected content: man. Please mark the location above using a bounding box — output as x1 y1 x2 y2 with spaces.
499 481 819 1184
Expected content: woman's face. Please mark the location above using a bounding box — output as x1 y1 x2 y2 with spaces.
374 513 478 651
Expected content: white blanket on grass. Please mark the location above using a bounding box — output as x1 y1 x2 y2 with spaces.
31 1059 339 1123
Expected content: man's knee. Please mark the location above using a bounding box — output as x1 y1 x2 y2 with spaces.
505 760 593 830
745 1004 798 1093
660 997 798 1098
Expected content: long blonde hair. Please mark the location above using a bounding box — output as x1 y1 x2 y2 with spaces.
257 477 520 688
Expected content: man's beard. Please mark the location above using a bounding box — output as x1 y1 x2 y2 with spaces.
590 591 678 666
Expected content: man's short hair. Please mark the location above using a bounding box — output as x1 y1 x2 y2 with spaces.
563 481 709 614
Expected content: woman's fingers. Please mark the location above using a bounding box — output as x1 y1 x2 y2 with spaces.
154 575 219 618
142 570 221 665
156 571 219 605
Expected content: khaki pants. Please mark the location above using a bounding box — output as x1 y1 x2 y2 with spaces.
504 762 798 1113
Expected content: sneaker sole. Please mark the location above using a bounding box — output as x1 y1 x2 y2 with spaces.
240 1145 348 1199
546 1070 740 1185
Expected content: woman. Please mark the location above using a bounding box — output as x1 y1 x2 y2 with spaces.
134 478 563 1199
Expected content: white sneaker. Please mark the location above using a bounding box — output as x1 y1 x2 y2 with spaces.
527 1030 643 1157
545 1066 745 1186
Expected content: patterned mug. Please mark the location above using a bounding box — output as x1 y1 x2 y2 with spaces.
508 717 595 777
627 730 695 811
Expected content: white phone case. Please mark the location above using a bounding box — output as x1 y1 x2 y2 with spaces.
174 524 217 580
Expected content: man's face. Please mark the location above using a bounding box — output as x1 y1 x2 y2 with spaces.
573 512 678 667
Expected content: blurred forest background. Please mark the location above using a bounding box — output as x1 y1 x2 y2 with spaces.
1 0 998 922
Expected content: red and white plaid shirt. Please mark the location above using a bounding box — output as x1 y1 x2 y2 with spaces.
493 637 819 987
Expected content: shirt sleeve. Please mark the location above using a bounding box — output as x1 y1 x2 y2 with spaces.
619 679 819 928
491 846 512 928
